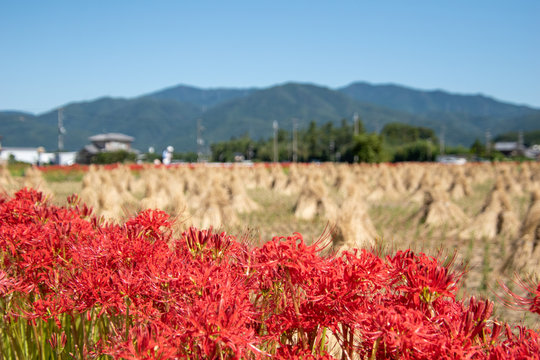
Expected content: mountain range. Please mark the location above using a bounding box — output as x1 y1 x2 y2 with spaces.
1 82 539 152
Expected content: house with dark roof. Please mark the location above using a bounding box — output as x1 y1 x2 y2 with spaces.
76 133 136 163
493 142 523 157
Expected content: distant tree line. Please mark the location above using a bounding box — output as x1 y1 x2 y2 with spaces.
92 120 537 165
209 118 444 163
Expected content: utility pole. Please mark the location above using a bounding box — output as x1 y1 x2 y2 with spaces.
273 121 278 162
518 130 524 155
292 118 299 163
197 118 205 163
485 130 491 156
329 139 335 162
439 126 445 155
56 108 66 165
353 113 360 163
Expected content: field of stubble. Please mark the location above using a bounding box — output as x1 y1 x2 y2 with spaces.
3 161 540 327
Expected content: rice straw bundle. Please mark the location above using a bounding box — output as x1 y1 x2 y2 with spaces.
269 165 288 193
330 197 377 252
22 166 52 198
448 172 472 200
226 172 259 213
459 182 519 240
294 175 336 220
414 189 467 228
506 189 540 275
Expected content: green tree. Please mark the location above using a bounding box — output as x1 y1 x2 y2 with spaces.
93 150 137 164
211 134 255 162
347 133 384 163
304 121 319 161
381 123 438 146
393 140 437 162
173 152 198 162
470 138 486 157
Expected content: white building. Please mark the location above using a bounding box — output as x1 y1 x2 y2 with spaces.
0 147 76 165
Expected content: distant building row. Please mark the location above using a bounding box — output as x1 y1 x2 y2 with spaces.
0 133 137 165
2 134 540 164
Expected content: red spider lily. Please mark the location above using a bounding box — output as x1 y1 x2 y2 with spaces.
499 276 540 316
252 232 328 287
180 227 242 261
274 343 338 359
107 324 178 360
489 324 540 359
2 188 540 359
358 304 437 359
125 209 172 242
387 250 463 310
48 331 67 351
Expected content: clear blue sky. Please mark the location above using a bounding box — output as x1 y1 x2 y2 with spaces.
1 0 539 114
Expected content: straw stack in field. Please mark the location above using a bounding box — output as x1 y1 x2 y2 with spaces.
333 164 352 193
281 165 304 196
330 196 377 252
140 174 172 211
434 165 454 191
96 173 125 221
465 163 494 185
109 167 138 205
0 163 14 192
179 168 198 196
236 166 258 190
459 180 520 240
22 166 52 198
294 174 336 220
530 163 540 183
350 164 372 190
519 163 540 192
448 171 473 200
79 171 101 211
270 166 288 193
190 182 239 229
401 164 424 192
126 171 145 195
365 180 386 202
252 166 273 190
409 171 439 203
388 164 408 195
367 166 400 201
322 163 338 185
497 168 523 196
226 172 259 213
339 174 368 200
157 169 188 217
414 189 467 228
185 169 217 212
506 189 540 275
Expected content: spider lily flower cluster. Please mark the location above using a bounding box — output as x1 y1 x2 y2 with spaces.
0 188 539 359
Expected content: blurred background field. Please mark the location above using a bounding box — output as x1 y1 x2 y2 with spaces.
2 161 539 327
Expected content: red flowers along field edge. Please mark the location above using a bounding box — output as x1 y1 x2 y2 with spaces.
0 188 538 359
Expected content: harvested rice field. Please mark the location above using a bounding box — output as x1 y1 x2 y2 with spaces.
2 161 540 327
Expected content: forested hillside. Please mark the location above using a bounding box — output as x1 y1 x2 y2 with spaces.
1 81 538 153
